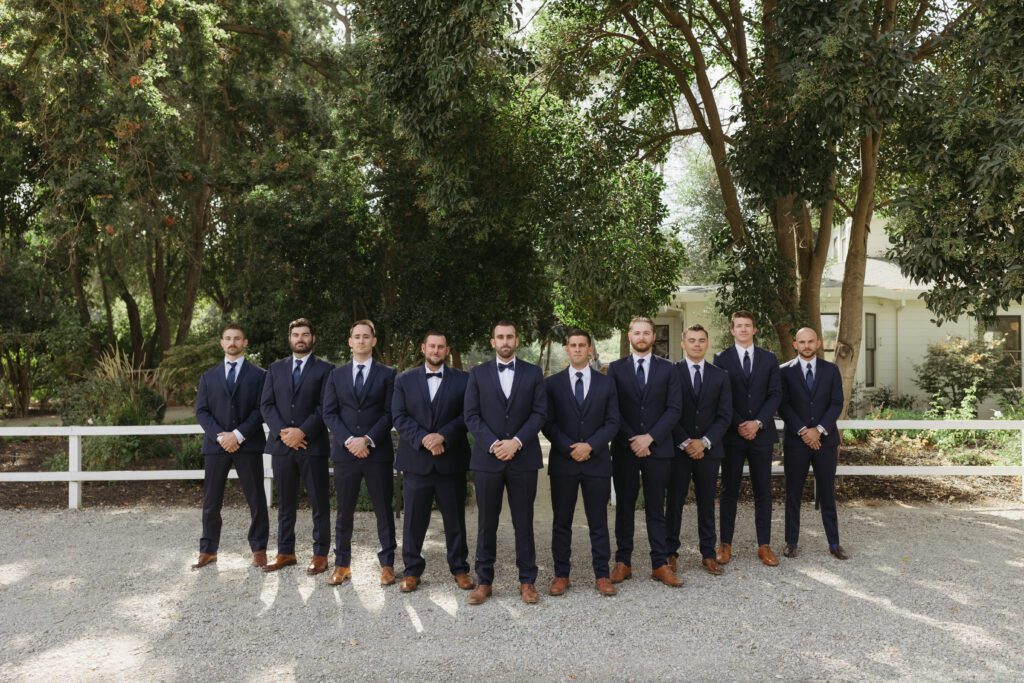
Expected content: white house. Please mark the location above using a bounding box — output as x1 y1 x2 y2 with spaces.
652 220 1023 409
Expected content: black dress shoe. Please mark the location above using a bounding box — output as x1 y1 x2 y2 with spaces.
829 545 850 560
782 544 799 558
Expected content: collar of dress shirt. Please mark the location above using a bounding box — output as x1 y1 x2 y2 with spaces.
631 352 652 366
568 364 591 380
425 364 444 377
800 357 817 373
735 342 755 358
686 357 706 371
291 353 310 363
353 357 373 374
495 356 517 368
224 356 245 368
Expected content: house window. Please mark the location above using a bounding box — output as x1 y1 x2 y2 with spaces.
821 314 839 353
984 315 1021 386
653 324 671 359
865 313 876 388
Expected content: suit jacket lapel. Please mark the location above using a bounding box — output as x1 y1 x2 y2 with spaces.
358 362 378 406
564 368 584 416
416 365 432 411
681 362 698 399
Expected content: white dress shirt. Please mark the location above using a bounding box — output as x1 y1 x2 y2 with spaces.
496 356 516 399
426 365 443 401
631 352 653 376
568 364 591 400
223 356 246 444
735 343 755 372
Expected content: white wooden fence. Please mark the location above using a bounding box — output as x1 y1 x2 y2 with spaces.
1 420 1022 509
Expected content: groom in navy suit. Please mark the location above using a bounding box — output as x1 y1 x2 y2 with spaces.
712 310 782 567
391 330 474 593
193 323 269 569
607 316 683 588
321 320 397 587
261 318 335 573
779 327 848 560
542 329 620 597
464 321 548 605
666 324 732 577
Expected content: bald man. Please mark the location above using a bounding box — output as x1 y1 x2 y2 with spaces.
777 328 848 560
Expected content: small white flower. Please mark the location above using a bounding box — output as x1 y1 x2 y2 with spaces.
993 410 1003 419
87 418 94 425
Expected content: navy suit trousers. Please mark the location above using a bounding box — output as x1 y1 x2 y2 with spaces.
550 474 611 579
333 459 396 567
612 456 672 569
784 443 840 546
473 468 538 585
200 452 269 554
272 451 331 556
720 442 775 546
402 470 470 577
666 455 720 560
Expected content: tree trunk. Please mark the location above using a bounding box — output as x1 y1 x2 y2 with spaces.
175 120 216 347
104 248 146 366
450 348 462 370
835 132 880 415
147 230 171 362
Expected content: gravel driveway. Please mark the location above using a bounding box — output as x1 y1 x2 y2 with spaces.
1 498 1022 681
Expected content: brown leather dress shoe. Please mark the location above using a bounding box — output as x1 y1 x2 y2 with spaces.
716 543 732 565
453 573 476 590
306 555 329 575
327 566 351 586
758 544 780 566
829 545 850 560
400 575 420 593
520 583 539 604
251 550 267 568
380 565 396 586
650 565 684 587
548 577 570 596
667 554 678 573
610 562 632 583
595 578 617 597
701 557 724 576
192 552 217 570
782 544 799 558
467 584 492 605
263 554 297 572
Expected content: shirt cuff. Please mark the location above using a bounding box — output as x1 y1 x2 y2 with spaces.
366 436 376 448
701 436 711 449
679 439 691 450
513 436 523 450
798 427 807 435
344 436 354 446
816 425 828 436
755 420 763 429
233 429 245 444
489 440 499 453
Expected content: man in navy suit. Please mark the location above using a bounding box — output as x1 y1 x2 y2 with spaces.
666 324 732 577
392 330 474 593
779 327 849 560
712 310 782 567
193 323 269 569
607 316 683 588
463 321 548 605
321 320 398 587
261 318 335 573
542 329 620 597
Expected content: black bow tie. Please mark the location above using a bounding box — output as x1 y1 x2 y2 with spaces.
425 372 442 379
498 362 515 372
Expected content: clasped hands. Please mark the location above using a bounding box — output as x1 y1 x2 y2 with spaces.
279 427 307 451
800 427 822 450
216 432 241 453
421 433 446 456
629 433 654 457
737 420 760 441
491 439 520 461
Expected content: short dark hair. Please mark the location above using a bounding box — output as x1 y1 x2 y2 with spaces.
350 319 376 336
629 316 655 332
492 320 517 336
730 310 757 327
221 322 246 338
288 317 314 335
564 328 592 345
422 329 449 345
684 323 709 339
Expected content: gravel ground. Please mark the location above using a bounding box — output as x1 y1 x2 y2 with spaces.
1 495 1023 682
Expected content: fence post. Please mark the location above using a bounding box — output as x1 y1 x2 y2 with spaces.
263 452 272 506
68 433 82 510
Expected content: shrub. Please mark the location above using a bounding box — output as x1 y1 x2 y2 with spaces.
154 340 224 405
866 386 916 411
175 436 204 470
914 337 1015 412
59 348 168 470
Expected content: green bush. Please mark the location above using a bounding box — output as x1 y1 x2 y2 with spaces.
154 340 223 405
915 337 1015 413
59 349 169 470
175 436 204 470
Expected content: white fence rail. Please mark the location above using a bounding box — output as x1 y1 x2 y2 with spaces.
1 420 1023 509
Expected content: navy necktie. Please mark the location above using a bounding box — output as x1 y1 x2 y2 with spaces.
693 364 702 395
636 358 646 390
498 362 514 372
743 350 751 377
805 363 815 391
574 371 585 406
291 359 303 388
355 364 365 398
227 361 237 390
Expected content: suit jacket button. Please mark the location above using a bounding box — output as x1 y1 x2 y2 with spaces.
356 425 362 431
505 414 509 419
